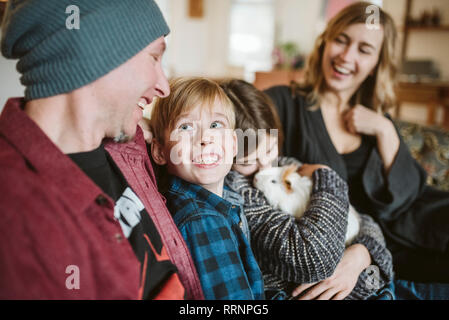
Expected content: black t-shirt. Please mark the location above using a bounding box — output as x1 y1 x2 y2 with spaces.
341 135 374 208
69 144 180 299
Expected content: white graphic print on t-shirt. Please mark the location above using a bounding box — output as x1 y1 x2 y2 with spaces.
114 187 144 238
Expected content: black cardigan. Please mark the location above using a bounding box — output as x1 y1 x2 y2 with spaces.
265 85 449 282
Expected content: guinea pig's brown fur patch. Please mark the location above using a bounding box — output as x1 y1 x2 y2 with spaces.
282 164 298 194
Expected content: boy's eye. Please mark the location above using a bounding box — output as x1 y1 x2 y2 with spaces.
210 121 224 129
179 123 194 131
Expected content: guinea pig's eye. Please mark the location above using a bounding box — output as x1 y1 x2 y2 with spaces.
271 180 277 184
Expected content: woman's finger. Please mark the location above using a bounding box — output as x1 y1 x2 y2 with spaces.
292 282 316 298
342 111 355 132
315 288 339 300
297 281 330 300
332 290 350 300
344 117 356 134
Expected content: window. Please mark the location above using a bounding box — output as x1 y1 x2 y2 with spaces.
228 0 275 82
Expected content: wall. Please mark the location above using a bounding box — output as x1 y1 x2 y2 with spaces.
164 0 232 78
0 38 24 109
274 0 324 55
165 0 327 79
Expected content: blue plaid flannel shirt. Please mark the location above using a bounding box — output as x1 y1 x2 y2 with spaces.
164 176 265 300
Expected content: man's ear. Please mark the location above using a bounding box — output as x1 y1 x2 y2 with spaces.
151 139 167 165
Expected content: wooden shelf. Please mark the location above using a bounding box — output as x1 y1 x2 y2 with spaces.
405 25 449 31
253 70 305 91
400 0 449 60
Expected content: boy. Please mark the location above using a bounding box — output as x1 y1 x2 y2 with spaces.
150 77 264 300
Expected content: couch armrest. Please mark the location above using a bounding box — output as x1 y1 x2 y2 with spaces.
394 120 449 191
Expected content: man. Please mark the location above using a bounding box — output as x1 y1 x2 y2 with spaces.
0 0 203 299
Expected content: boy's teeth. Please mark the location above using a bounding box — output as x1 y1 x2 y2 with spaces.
195 155 219 164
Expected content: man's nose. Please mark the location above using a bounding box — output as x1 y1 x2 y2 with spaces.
155 68 170 98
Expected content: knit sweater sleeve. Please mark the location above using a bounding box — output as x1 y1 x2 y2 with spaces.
277 156 303 167
279 156 394 298
226 167 349 284
278 157 302 167
345 214 394 300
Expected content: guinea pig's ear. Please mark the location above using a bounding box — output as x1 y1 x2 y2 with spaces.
151 139 167 165
282 165 298 193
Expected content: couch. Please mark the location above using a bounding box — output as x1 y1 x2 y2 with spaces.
395 120 449 191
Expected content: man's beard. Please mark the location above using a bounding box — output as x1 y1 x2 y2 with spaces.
113 131 131 143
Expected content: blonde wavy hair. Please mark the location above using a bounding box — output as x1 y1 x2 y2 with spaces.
296 1 398 113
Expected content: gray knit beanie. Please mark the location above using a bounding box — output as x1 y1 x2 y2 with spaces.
1 0 170 100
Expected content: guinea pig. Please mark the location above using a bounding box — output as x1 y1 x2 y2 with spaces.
253 164 360 246
253 165 313 219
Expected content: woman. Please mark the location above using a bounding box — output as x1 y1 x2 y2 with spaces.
265 2 449 284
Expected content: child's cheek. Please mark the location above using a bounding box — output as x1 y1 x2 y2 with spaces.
222 130 237 166
167 132 193 165
169 142 193 165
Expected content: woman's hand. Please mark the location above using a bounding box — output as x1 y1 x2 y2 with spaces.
343 104 391 137
292 244 372 300
297 164 330 178
343 104 400 173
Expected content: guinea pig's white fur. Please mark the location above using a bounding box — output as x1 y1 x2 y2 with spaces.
254 165 360 246
254 165 313 218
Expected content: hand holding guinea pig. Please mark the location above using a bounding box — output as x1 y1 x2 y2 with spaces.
297 163 330 178
253 164 360 246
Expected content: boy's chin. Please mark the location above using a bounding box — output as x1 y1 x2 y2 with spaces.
187 173 226 195
192 175 223 188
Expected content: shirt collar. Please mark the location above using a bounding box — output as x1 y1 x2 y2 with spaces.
168 175 238 217
222 188 244 207
0 98 111 212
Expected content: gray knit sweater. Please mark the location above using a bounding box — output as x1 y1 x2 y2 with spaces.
224 158 394 300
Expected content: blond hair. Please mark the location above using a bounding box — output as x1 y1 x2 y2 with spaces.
297 1 398 113
150 77 236 145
